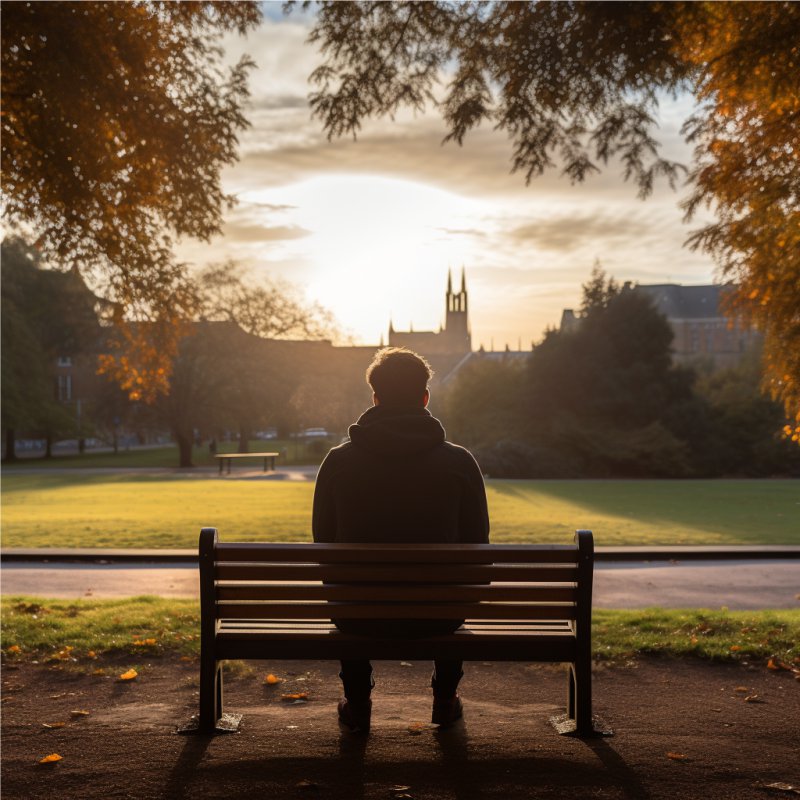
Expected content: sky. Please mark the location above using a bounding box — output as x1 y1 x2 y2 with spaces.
176 4 720 351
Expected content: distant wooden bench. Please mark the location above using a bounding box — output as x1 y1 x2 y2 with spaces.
215 452 279 475
187 528 598 737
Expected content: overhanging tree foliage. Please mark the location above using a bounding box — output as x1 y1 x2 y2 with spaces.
2 1 261 398
298 0 800 439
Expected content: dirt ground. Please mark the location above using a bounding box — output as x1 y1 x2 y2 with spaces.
2 657 799 800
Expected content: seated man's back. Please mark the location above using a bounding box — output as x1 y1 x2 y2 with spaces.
311 347 489 733
312 403 489 544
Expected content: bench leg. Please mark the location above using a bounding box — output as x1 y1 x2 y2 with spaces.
567 664 576 720
199 657 220 732
216 663 224 720
572 657 593 736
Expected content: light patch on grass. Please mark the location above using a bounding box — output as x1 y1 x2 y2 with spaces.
2 475 798 548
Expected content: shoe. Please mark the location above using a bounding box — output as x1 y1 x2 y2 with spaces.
432 694 463 727
337 697 372 733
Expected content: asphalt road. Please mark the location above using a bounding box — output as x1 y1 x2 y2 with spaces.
2 559 798 608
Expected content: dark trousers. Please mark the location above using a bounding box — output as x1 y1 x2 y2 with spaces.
335 619 465 700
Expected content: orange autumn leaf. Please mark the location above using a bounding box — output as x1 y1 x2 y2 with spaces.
39 754 63 764
42 722 66 729
281 692 308 701
265 674 281 685
118 669 138 681
69 710 90 718
7 645 21 654
666 752 690 761
730 645 741 652
87 651 97 660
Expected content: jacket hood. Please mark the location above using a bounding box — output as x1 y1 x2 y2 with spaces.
348 405 446 457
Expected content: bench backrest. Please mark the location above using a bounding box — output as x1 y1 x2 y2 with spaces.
199 529 593 631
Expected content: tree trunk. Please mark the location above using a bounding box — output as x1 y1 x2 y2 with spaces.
176 432 194 468
3 429 16 462
78 438 86 454
45 433 53 459
237 425 250 453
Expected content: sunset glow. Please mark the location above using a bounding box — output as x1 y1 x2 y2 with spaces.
174 12 719 350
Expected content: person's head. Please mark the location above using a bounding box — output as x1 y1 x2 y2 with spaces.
366 347 433 409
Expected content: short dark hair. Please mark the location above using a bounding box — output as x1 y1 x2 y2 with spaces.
366 347 433 408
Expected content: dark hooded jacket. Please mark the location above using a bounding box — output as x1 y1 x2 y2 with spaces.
312 405 489 544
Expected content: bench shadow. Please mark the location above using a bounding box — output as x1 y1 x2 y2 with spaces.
164 729 649 799
164 736 212 800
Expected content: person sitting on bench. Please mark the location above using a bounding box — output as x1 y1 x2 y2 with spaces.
312 347 490 733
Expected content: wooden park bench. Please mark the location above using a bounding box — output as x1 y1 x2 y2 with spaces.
186 528 599 737
215 452 279 475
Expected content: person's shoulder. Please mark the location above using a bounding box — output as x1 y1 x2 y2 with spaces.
318 440 354 471
441 441 482 469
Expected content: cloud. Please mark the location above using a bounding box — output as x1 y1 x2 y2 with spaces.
508 208 664 252
434 227 486 237
222 221 311 243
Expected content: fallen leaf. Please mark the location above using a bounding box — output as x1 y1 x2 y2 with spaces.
281 692 308 701
666 752 690 761
180 656 192 662
744 694 764 703
7 645 21 654
733 686 750 693
407 722 430 736
42 722 66 729
295 779 319 789
38 754 63 764
761 782 800 794
49 693 67 699
86 651 97 660
767 658 780 670
118 669 138 681
265 674 281 685
391 787 412 792
91 668 106 676
400 662 413 667
69 710 90 717
730 645 741 652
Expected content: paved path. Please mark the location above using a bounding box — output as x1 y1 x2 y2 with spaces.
2 559 798 608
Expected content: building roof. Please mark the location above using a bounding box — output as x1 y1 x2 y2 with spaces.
636 284 729 320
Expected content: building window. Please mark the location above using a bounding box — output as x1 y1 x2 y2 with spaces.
57 374 72 402
57 356 72 367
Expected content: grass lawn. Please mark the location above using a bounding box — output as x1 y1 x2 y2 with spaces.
2 597 798 667
1 474 798 548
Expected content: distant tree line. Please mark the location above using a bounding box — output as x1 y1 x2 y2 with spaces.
442 270 800 479
1 237 366 467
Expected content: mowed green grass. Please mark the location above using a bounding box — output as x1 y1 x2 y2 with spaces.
3 597 798 665
2 474 798 548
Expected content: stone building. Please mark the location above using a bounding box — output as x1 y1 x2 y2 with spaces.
560 282 760 369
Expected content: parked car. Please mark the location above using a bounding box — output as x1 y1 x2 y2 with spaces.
300 428 330 439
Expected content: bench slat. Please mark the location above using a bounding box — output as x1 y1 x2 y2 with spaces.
215 583 577 603
215 542 580 564
215 564 578 583
215 602 577 620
